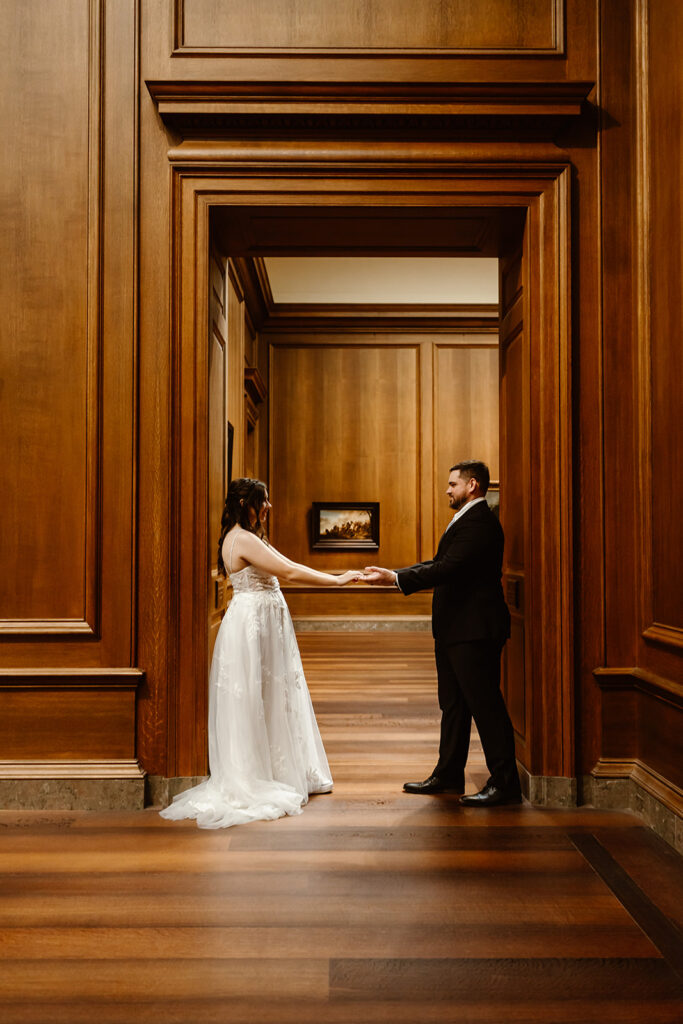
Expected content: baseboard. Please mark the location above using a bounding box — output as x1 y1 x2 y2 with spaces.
0 759 145 811
584 758 683 854
517 764 578 807
145 774 208 808
293 616 432 632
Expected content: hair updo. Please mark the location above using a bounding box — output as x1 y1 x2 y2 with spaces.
216 477 268 577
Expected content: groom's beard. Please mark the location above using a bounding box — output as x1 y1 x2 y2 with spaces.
449 496 466 511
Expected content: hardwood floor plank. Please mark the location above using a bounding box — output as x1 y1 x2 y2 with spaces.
0 890 632 929
2 998 683 1024
329 957 682 1002
0 958 329 1001
0 923 658 960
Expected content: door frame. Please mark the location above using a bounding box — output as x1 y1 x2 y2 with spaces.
163 140 573 794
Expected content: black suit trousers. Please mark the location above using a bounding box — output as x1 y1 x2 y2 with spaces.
433 640 520 793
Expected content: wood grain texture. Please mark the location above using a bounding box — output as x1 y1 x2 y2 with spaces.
0 634 680 1024
269 340 421 571
178 0 562 55
0 1 93 628
433 343 499 537
0 1 139 772
499 245 529 755
641 0 683 644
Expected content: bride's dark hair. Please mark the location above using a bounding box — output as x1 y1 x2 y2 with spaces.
217 478 268 577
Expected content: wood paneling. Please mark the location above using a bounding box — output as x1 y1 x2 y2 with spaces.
585 0 683 817
177 0 563 55
0 1 95 630
642 0 683 643
499 247 529 754
0 681 138 761
269 341 420 571
208 249 228 667
594 668 683 803
0 2 140 785
433 343 499 541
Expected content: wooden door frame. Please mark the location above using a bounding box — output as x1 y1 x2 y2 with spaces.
164 141 573 795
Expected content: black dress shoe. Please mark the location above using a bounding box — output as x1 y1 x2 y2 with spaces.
403 776 464 795
459 783 523 807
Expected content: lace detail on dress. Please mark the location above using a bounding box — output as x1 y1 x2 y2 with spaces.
229 565 281 594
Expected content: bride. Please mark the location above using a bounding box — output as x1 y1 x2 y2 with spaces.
160 477 363 829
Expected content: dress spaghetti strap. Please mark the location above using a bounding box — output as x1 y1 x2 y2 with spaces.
228 532 240 575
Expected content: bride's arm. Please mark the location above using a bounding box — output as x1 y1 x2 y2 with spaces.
236 532 362 587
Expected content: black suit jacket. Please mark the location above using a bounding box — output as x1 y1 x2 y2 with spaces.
396 500 511 645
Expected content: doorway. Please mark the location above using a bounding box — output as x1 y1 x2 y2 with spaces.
164 146 573 802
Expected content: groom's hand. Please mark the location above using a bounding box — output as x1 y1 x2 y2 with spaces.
363 566 396 587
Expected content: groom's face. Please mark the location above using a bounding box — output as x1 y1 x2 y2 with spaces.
446 470 472 511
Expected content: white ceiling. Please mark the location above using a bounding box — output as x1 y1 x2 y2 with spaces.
264 257 499 305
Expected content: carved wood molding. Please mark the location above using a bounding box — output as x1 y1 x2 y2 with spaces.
0 668 145 690
642 623 683 651
168 138 572 168
262 311 499 333
244 366 267 428
148 80 592 116
593 666 683 706
147 80 594 136
0 619 97 638
0 759 145 780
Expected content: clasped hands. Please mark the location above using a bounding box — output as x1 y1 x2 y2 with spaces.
337 566 396 586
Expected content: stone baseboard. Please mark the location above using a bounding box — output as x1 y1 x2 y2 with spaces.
517 764 578 808
583 760 683 854
293 616 431 632
0 760 145 811
146 774 208 808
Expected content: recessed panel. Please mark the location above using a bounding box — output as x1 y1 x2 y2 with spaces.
181 0 561 53
433 344 499 539
269 343 419 570
0 2 93 624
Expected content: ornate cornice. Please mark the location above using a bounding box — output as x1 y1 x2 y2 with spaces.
147 80 594 136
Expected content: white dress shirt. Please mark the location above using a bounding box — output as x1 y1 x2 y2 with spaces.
393 497 488 590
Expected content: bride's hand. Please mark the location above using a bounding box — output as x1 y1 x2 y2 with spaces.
335 570 366 586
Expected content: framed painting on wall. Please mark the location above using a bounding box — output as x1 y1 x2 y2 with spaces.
485 482 500 517
311 502 380 550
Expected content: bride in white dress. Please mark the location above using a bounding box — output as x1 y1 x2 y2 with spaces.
160 477 363 829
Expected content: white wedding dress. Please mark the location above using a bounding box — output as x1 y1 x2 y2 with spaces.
160 535 333 829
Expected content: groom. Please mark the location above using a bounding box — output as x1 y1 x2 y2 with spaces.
364 460 522 807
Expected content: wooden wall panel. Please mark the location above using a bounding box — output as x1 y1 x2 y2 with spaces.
592 0 682 822
178 0 562 54
499 253 528 755
0 1 93 628
433 344 499 542
0 0 141 788
269 342 420 572
645 0 683 640
208 249 228 664
0 687 136 761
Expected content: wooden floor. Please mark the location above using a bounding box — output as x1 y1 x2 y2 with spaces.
1 633 681 1023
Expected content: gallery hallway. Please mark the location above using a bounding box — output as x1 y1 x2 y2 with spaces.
0 634 681 1023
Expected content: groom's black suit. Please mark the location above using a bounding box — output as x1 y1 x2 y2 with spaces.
396 499 520 794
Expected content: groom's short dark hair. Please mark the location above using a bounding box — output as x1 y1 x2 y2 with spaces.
450 460 490 495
